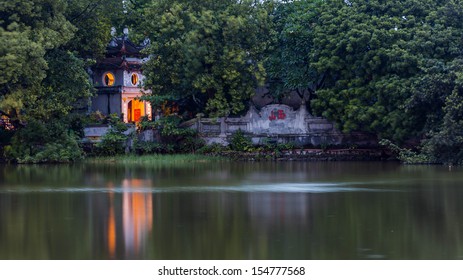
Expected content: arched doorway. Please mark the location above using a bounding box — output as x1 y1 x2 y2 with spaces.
127 99 145 122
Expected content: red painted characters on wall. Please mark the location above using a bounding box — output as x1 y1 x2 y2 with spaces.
269 109 286 121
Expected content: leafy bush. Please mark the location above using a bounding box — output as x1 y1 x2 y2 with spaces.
94 114 129 156
197 143 228 155
134 141 162 154
131 114 206 154
379 139 432 164
229 129 253 152
148 115 204 153
133 140 177 155
5 120 83 163
155 115 192 137
19 141 82 164
137 116 157 131
421 131 463 165
259 138 295 152
178 135 205 153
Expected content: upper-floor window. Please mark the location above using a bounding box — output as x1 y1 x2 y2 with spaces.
103 72 115 86
131 73 139 86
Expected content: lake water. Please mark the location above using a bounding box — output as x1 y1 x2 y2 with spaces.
1 161 463 259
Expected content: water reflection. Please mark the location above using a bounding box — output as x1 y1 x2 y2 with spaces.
121 179 153 258
248 193 310 226
102 178 153 259
1 162 463 259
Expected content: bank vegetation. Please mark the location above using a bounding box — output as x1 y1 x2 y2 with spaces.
2 0 463 164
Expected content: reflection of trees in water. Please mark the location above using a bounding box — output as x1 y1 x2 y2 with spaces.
145 188 463 259
2 163 463 259
0 192 93 259
0 164 86 187
147 192 315 259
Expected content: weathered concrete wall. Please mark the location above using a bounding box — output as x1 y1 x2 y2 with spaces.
183 104 346 146
246 104 309 134
82 124 135 143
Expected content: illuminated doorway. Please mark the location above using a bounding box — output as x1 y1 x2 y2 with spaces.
127 99 145 122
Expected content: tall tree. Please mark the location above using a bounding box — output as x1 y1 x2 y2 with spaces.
64 0 125 58
141 0 271 117
120 0 152 44
310 0 463 142
265 0 323 108
0 0 76 122
0 0 94 162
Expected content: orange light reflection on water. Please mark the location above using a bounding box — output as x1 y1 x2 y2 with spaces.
105 179 153 259
122 179 153 258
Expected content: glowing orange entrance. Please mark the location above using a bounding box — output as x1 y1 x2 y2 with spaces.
127 99 145 122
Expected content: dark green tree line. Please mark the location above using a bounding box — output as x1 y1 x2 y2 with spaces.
309 0 463 144
0 0 123 162
265 0 323 107
2 0 463 163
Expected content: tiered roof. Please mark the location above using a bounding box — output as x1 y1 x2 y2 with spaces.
95 34 148 70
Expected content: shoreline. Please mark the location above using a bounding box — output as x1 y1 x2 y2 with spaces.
211 148 393 162
0 148 397 165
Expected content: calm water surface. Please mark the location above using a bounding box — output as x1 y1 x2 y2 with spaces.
1 161 463 259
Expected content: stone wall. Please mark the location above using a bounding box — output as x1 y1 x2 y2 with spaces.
82 104 377 148
82 124 135 143
183 104 347 146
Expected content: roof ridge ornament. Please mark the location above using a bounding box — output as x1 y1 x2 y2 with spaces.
123 27 129 39
110 27 117 37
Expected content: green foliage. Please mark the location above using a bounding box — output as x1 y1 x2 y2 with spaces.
178 135 206 154
5 119 83 163
64 0 124 59
229 129 253 152
141 0 271 117
265 0 323 104
310 0 463 143
156 116 204 153
379 139 432 164
0 0 77 122
137 116 156 131
0 0 96 163
421 87 463 165
135 115 205 154
95 114 129 156
95 131 127 156
119 0 152 44
29 49 92 120
154 116 190 137
260 137 296 151
133 141 163 155
197 143 228 155
20 141 81 164
3 0 463 165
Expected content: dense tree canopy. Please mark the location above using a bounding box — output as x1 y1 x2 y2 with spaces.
64 0 125 58
2 0 463 163
0 0 119 162
0 0 76 122
141 0 271 117
265 0 323 106
0 0 124 123
310 0 463 143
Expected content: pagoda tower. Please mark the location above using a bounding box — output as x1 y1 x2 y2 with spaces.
91 28 152 123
